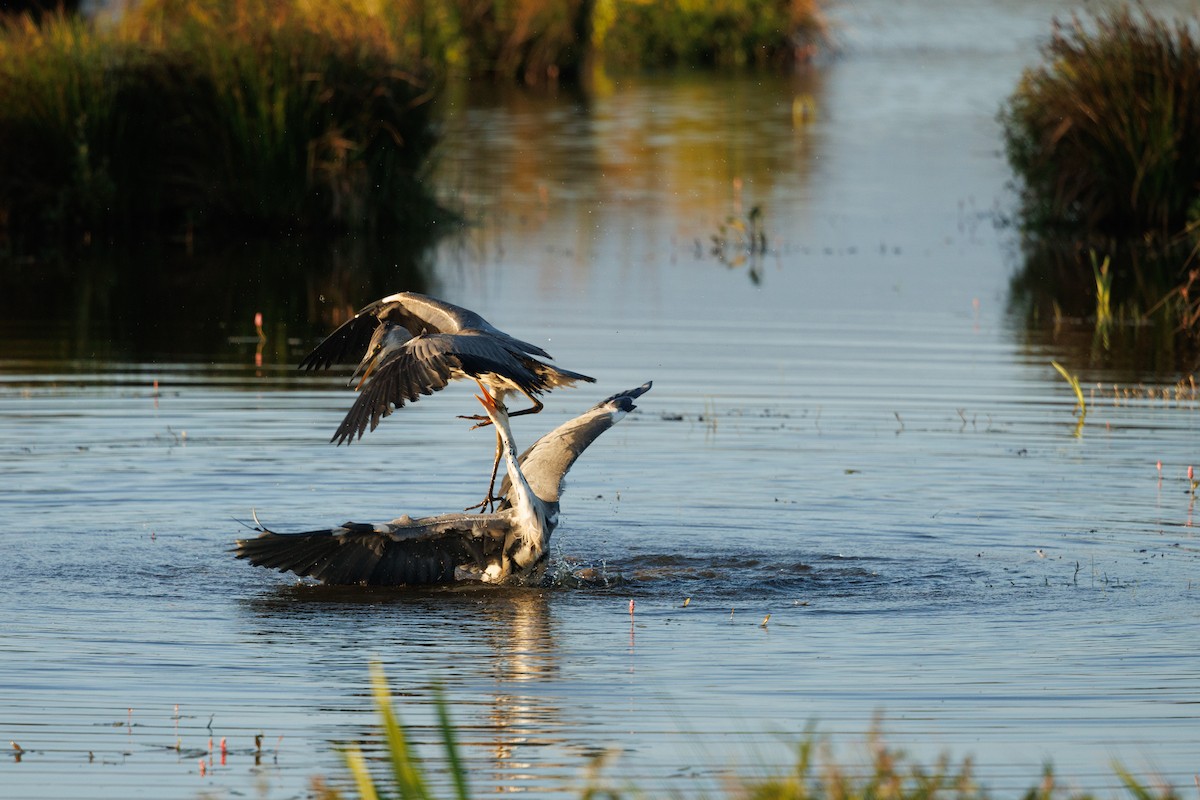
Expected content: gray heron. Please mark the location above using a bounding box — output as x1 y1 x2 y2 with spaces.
234 381 651 586
299 291 595 509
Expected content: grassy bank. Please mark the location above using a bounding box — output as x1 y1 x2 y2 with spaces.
311 664 1184 800
0 1 441 247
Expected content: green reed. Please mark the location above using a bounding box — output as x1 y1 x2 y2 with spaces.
1052 360 1087 437
1000 6 1200 240
1091 251 1113 330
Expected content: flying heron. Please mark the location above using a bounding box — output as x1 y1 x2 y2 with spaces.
299 292 595 510
234 381 651 586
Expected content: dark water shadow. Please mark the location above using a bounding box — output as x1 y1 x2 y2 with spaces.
1 236 434 367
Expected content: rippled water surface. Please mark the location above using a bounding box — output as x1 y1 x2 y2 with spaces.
4 1 1200 798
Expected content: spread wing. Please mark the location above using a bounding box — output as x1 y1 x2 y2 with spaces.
330 332 544 445
234 513 516 585
393 292 553 360
299 292 552 371
298 310 381 371
500 381 652 505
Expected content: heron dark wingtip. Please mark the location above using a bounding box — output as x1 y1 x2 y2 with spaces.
330 421 363 446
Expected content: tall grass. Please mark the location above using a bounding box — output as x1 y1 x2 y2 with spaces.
0 14 128 240
0 1 442 245
597 0 825 70
322 664 1183 800
1000 6 1200 240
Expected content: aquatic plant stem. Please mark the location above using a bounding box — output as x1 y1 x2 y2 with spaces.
1051 360 1087 436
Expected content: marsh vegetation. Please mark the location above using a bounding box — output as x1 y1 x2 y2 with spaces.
0 1 442 248
1001 6 1200 346
0 0 824 251
5 5 1200 799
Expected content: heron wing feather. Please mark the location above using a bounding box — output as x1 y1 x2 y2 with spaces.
329 332 547 444
500 382 651 504
298 312 381 371
234 513 517 585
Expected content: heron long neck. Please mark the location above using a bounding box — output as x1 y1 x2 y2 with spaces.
493 411 544 540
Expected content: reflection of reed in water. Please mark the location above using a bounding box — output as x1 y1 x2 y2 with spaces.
434 71 823 291
1009 238 1200 377
0 238 431 366
710 202 769 284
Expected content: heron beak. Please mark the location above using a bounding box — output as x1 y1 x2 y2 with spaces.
475 389 496 412
475 381 498 406
353 357 377 391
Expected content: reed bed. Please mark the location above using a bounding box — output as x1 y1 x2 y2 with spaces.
0 1 440 245
598 0 825 70
1001 6 1200 241
420 0 825 82
0 1 826 247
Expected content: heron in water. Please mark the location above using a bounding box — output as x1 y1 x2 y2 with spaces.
234 381 651 586
299 291 595 510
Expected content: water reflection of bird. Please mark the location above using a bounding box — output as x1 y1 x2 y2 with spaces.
234 382 651 586
299 291 595 509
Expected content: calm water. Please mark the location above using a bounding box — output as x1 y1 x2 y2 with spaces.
4 1 1200 798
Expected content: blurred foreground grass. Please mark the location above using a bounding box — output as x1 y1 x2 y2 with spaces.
313 663 1183 800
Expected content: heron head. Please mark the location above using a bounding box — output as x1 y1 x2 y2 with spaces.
475 386 510 423
350 323 413 389
368 322 413 356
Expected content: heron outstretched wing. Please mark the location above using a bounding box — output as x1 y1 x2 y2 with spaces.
330 332 545 444
298 309 383 371
500 381 652 505
234 512 517 585
299 292 553 372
